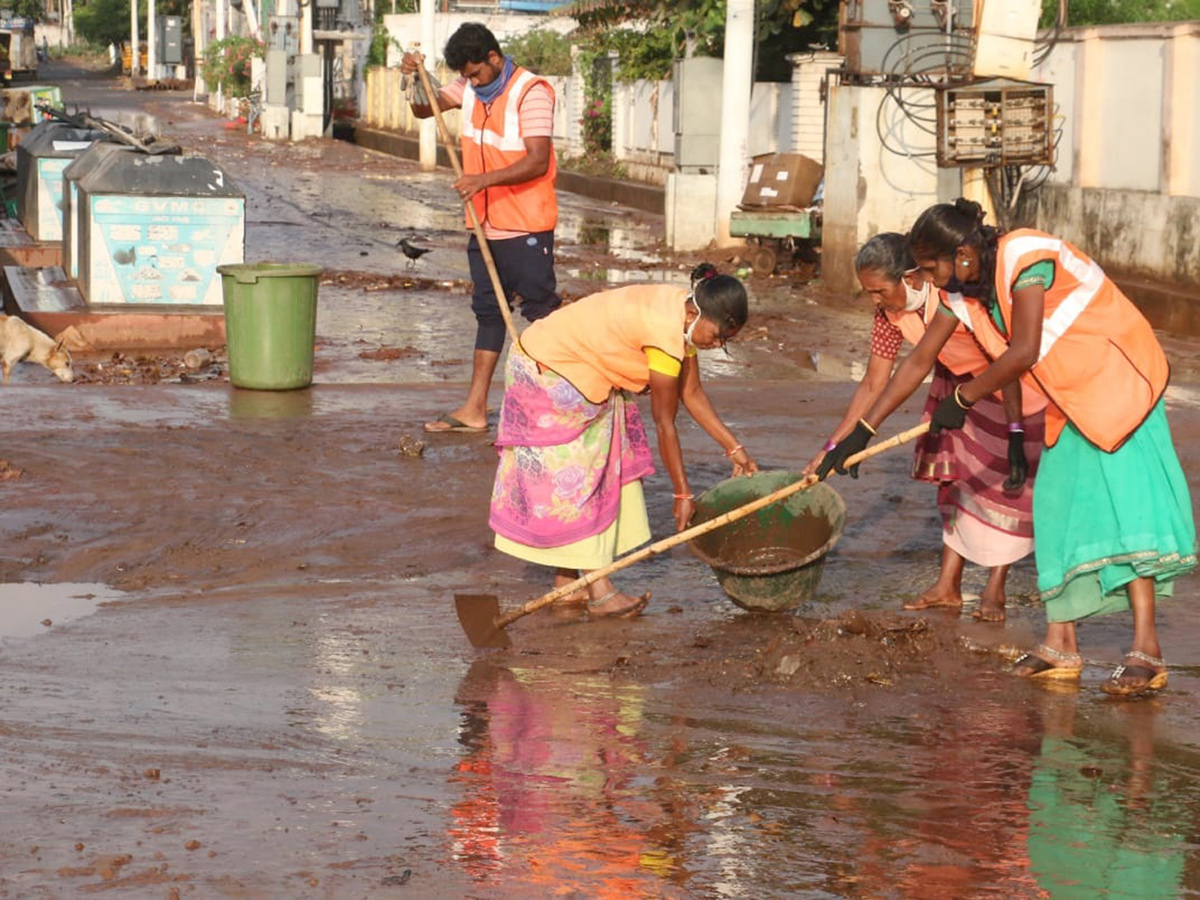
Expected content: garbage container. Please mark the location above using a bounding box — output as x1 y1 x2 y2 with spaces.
218 262 322 390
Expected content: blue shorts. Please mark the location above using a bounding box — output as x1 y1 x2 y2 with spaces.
468 230 560 353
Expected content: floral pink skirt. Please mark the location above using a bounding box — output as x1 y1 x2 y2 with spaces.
489 349 655 549
911 365 1044 567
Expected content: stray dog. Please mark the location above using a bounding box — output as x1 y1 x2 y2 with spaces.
0 315 74 384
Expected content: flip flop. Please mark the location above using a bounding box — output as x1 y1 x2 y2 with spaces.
424 413 487 434
1102 650 1169 696
1012 644 1083 681
589 590 651 619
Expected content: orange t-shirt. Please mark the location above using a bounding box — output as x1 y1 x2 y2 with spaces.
519 284 688 403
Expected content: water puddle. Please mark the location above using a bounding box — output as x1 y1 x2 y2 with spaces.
0 583 120 640
563 266 683 285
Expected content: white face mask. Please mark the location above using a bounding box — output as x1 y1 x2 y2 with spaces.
903 274 930 312
683 295 702 346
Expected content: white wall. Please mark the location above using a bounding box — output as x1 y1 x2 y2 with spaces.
381 12 576 67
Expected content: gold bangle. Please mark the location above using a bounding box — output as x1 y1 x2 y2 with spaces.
858 419 877 436
725 444 745 458
953 384 975 409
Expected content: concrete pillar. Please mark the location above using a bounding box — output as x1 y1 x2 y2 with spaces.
566 46 586 158
714 0 754 247
130 0 140 76
1074 28 1103 189
787 50 841 161
1164 26 1199 197
147 0 156 81
418 0 437 171
822 82 941 294
215 0 226 109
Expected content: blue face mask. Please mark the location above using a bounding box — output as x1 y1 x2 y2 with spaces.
473 56 515 104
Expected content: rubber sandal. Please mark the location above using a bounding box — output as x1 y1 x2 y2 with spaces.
589 590 651 619
1012 643 1083 680
1102 650 1168 696
424 413 487 434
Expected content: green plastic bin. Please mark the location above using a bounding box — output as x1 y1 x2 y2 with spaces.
218 262 322 390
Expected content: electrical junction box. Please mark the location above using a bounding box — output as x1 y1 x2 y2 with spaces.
672 56 723 173
157 16 183 65
973 0 1041 80
839 0 977 77
935 78 1053 167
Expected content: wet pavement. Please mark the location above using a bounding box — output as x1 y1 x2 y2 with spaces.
2 59 1200 896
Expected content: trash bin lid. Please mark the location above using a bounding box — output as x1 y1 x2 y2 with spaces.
217 262 324 284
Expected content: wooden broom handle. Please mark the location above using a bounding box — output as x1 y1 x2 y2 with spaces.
415 61 518 344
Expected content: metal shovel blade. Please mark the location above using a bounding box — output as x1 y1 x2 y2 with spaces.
454 594 512 649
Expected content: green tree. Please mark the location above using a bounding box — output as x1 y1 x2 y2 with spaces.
1040 0 1200 26
75 0 135 47
502 28 573 76
559 0 839 82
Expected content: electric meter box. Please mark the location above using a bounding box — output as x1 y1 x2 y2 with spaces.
158 16 183 65
672 56 723 173
935 78 1054 168
839 0 977 77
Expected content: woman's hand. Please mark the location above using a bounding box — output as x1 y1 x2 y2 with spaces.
1004 430 1028 491
802 449 826 476
673 496 696 532
729 446 758 477
816 422 873 479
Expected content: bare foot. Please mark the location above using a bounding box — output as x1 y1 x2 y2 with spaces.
971 594 1006 623
903 586 963 611
552 575 588 607
589 589 651 619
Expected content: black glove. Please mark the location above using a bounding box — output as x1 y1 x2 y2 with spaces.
1004 430 1028 491
815 421 873 480
930 392 969 434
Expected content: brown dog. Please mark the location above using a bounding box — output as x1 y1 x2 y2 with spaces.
0 315 74 384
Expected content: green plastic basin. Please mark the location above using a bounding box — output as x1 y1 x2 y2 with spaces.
690 471 846 612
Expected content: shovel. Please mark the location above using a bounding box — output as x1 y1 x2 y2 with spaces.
455 421 931 648
415 61 519 344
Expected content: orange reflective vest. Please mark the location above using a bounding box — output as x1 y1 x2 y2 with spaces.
884 285 1048 416
942 229 1168 451
460 66 557 234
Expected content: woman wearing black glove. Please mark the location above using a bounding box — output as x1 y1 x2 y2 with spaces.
808 234 1044 623
855 199 1195 695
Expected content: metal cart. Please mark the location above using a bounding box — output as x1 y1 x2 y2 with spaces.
730 207 821 275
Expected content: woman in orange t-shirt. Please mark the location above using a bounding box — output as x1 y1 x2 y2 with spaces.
490 265 756 618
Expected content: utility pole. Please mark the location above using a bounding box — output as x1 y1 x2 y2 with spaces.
130 0 139 76
147 0 156 81
419 0 436 170
215 0 226 109
715 0 754 246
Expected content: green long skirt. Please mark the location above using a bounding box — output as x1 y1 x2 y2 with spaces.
1035 400 1197 623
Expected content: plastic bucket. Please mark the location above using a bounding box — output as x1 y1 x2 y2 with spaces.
218 262 322 390
690 471 846 612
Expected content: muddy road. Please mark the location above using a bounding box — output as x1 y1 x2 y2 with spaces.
3 59 1200 897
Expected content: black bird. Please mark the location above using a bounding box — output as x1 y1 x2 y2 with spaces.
397 238 433 268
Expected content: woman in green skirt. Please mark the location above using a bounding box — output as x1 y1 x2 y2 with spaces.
819 199 1196 695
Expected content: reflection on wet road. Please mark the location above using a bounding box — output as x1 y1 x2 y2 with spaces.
445 656 1200 896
